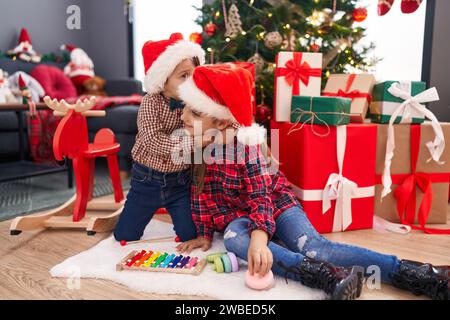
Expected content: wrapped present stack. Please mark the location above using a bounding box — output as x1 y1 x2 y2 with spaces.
270 50 450 235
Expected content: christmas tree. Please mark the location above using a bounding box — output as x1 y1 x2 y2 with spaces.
195 0 376 122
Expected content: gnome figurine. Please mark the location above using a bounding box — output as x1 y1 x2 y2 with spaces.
6 28 42 63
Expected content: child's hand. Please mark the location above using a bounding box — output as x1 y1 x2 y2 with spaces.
176 237 212 254
248 230 273 277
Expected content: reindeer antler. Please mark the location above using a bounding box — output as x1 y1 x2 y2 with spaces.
74 96 96 112
44 96 69 113
43 95 104 117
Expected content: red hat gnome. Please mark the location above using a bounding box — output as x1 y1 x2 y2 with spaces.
178 64 266 146
141 32 205 94
6 28 42 63
60 44 95 92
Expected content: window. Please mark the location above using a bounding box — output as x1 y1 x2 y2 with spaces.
358 0 427 81
132 0 203 82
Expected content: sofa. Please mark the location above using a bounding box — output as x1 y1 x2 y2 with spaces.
0 57 142 171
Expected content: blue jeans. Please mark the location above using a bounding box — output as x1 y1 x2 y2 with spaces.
114 162 197 242
224 205 401 284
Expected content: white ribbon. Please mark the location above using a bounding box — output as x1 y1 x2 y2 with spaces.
291 126 375 232
381 82 443 198
372 216 411 234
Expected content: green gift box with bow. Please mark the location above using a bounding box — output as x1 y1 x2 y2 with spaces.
290 96 352 126
370 81 427 124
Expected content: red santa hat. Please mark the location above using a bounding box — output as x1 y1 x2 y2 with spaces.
178 64 266 146
60 44 94 68
18 28 32 46
18 74 26 88
142 32 205 94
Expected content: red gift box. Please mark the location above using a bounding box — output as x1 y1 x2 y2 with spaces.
270 121 377 233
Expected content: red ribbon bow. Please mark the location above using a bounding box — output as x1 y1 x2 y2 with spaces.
322 74 372 103
390 125 450 234
275 52 321 95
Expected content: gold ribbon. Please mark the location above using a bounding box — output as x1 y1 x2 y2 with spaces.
287 97 351 137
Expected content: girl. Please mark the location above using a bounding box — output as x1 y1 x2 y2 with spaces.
114 33 207 243
176 64 450 300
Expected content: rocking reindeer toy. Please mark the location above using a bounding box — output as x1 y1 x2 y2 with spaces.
10 96 124 235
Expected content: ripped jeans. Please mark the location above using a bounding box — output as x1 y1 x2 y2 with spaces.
224 205 400 284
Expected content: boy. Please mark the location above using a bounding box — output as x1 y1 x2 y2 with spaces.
114 33 205 242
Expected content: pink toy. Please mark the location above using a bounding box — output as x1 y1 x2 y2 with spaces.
245 270 275 290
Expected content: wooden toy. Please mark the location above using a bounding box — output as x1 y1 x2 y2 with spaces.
207 251 239 273
119 236 177 246
10 96 124 236
245 270 275 290
116 250 206 275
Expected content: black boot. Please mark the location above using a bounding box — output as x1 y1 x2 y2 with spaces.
277 257 365 300
389 260 449 300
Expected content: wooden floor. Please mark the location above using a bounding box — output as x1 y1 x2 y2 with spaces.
1 193 449 300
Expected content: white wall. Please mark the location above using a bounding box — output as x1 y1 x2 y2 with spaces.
133 0 202 82
358 0 427 81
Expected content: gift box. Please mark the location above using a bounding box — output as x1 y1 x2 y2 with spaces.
274 51 322 122
322 73 375 123
271 121 377 233
375 123 450 234
225 61 256 115
370 81 438 124
290 96 351 126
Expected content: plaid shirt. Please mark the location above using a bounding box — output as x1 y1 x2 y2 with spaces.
192 139 300 240
132 93 193 173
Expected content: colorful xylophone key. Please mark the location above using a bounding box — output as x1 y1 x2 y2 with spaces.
143 251 161 267
151 252 168 268
159 253 176 268
134 250 153 267
185 257 198 269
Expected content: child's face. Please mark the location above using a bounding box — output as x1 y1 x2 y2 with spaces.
181 106 229 139
163 59 195 99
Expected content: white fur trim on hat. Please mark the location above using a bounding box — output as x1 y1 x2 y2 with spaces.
70 48 94 68
178 76 236 122
236 123 266 146
144 41 205 94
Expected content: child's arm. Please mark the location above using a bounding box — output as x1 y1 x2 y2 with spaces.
248 229 273 277
176 193 215 254
192 193 215 241
242 145 276 239
137 94 193 157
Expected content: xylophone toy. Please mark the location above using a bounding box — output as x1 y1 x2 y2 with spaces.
116 249 207 275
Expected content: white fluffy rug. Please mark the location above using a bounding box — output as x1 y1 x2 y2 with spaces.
50 219 326 300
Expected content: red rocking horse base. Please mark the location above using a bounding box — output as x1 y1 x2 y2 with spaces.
10 96 125 236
